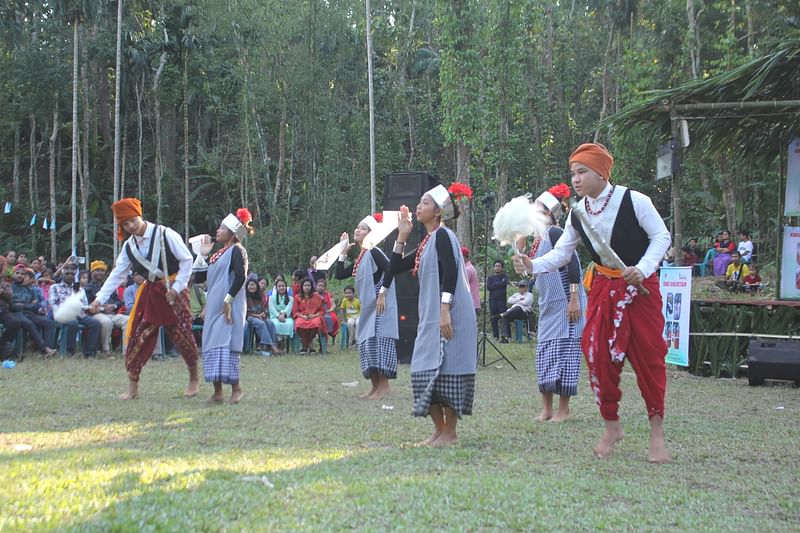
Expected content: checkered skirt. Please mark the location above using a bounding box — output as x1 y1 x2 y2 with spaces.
535 324 581 397
410 339 475 418
203 346 240 385
358 282 398 379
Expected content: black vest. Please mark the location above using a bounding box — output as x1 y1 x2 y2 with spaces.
126 225 179 278
571 188 650 268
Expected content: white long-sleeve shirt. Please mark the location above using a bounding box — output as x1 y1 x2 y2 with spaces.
507 291 533 313
94 222 193 304
532 183 671 279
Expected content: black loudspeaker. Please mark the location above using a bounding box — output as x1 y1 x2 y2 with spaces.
382 172 439 364
746 339 800 386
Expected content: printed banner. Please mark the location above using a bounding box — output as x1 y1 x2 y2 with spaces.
660 267 692 366
780 226 800 300
786 138 800 216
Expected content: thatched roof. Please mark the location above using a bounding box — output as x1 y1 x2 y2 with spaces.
605 33 800 162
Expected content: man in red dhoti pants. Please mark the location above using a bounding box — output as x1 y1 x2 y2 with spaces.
89 198 199 400
514 143 673 463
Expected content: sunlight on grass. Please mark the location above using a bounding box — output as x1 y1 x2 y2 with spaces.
0 422 143 452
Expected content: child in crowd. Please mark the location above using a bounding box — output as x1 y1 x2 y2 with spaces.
316 278 339 342
340 285 361 347
742 264 763 293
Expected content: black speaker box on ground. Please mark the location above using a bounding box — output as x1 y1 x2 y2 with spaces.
746 339 800 386
382 171 439 364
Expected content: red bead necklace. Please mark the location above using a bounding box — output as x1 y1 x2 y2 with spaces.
411 227 438 277
584 185 616 216
528 238 541 259
351 249 367 277
209 243 232 264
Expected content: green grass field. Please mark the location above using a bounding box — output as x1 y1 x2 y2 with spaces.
1 344 799 532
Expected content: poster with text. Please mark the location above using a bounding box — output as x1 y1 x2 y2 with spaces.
659 267 692 366
780 226 800 300
786 138 800 216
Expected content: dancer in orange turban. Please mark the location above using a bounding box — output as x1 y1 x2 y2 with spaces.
90 198 199 400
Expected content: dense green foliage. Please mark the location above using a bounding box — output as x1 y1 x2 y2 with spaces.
0 1 797 276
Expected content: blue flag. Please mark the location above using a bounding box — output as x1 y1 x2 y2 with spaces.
42 217 48 230
3 202 10 214
29 214 36 226
50 217 56 230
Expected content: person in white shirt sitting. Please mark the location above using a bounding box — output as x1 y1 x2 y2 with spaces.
498 280 534 343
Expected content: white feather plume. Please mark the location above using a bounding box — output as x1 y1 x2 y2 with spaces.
492 195 550 246
53 293 85 324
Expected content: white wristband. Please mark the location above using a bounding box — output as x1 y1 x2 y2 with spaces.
378 286 387 295
223 294 233 304
440 292 453 305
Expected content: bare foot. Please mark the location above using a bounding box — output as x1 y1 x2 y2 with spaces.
359 388 377 400
229 389 244 404
593 426 624 459
119 382 138 400
184 380 200 398
418 431 442 446
647 439 673 464
536 409 553 422
371 384 391 401
208 394 225 403
550 409 571 423
431 432 459 448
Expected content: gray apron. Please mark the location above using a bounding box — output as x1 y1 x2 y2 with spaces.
534 228 586 341
355 248 399 344
412 227 477 374
202 245 247 352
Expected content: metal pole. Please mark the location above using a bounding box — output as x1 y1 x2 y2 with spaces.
113 0 123 260
365 0 377 213
670 108 683 265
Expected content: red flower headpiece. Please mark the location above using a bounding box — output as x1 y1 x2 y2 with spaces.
548 183 571 200
373 212 383 223
447 182 474 202
236 208 253 225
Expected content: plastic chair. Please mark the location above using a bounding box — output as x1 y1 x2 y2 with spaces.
698 248 716 277
514 316 532 343
339 326 349 350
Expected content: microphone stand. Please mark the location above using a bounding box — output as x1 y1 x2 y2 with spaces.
477 194 517 371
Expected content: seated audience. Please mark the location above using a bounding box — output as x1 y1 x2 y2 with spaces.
245 279 280 355
339 285 360 347
737 230 753 264
498 280 534 343
292 278 326 354
715 250 749 292
316 278 339 341
85 260 128 355
713 230 735 276
10 265 56 357
742 264 763 293
269 278 294 339
48 262 100 357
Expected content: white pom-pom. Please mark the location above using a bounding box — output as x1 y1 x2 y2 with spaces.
492 195 549 245
53 293 84 324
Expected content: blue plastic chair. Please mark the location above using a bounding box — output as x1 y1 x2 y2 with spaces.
698 248 716 277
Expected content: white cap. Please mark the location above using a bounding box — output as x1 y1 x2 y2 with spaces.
425 184 450 208
358 215 379 231
222 213 247 241
535 191 562 218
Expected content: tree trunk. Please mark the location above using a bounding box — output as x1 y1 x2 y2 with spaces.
455 141 472 250
183 52 190 241
81 57 92 264
274 110 287 205
49 104 59 261
113 0 123 258
366 0 377 213
497 115 509 205
71 16 79 255
97 61 114 174
594 26 615 142
153 51 168 223
10 123 20 207
719 153 737 236
686 0 702 79
136 72 144 198
28 114 37 213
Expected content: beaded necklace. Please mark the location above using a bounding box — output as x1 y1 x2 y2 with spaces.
528 238 541 259
584 185 616 216
351 248 367 277
411 227 439 277
209 243 232 264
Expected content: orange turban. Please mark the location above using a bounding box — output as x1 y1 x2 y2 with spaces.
568 143 614 180
111 198 143 240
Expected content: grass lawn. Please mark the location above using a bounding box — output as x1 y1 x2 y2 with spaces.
1 343 799 532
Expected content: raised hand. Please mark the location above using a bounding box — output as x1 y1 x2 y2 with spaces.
397 205 413 240
512 254 533 276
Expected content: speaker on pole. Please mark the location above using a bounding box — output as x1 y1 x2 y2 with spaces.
381 171 439 364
